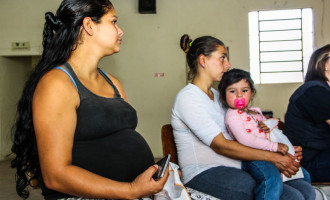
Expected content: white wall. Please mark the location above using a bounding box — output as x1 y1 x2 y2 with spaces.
0 57 31 159
0 0 329 159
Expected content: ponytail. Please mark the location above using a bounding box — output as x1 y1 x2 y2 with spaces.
180 34 225 80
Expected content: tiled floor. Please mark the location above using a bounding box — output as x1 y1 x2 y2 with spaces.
1 158 330 200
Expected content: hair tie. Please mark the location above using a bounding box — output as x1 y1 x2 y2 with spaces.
45 12 63 31
189 41 193 47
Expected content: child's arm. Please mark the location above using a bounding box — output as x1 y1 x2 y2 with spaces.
257 121 270 133
277 143 289 155
225 109 278 152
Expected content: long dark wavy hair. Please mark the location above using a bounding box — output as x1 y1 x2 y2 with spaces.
305 44 330 82
10 0 113 198
180 34 225 80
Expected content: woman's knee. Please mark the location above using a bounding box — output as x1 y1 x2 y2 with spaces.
285 179 316 200
186 166 256 200
281 184 305 200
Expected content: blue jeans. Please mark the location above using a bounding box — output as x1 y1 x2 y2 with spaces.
282 178 316 200
185 166 315 200
302 148 330 182
242 161 314 200
186 166 256 200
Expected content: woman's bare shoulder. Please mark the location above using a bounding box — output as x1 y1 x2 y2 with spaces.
34 67 80 106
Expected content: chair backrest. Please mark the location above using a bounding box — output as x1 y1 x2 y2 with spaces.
161 124 178 164
278 120 285 131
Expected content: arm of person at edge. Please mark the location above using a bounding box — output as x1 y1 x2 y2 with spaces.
210 134 300 178
32 69 168 199
326 119 330 126
293 146 303 162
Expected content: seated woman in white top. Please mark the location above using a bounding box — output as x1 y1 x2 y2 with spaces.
171 34 309 200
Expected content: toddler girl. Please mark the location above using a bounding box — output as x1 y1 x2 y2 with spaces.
218 69 313 200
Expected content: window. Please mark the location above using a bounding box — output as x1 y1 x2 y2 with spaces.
249 8 313 84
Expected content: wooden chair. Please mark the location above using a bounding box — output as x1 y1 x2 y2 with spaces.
278 120 285 131
161 124 221 199
161 124 178 164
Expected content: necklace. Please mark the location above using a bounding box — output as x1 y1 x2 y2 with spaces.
240 108 260 125
240 108 270 139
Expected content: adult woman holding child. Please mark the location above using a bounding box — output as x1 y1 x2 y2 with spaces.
171 34 314 200
284 44 330 182
11 0 168 199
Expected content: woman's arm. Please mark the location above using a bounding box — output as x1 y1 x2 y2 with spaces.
326 119 330 126
210 133 300 178
33 70 167 199
297 86 330 124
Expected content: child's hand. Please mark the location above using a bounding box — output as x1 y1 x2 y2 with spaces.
277 143 289 155
258 121 270 133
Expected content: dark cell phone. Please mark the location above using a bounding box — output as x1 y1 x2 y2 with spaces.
152 154 171 181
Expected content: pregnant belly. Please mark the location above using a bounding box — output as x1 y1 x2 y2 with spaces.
72 129 154 182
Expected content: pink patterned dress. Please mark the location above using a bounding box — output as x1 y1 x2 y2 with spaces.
225 107 278 152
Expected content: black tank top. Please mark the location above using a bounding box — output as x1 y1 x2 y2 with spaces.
42 63 155 199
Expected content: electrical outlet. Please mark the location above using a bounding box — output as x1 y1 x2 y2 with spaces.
11 42 30 50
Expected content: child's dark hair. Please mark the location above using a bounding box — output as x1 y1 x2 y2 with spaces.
218 68 256 108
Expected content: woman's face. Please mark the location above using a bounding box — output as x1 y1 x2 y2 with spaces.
204 45 231 81
225 79 252 109
94 9 124 55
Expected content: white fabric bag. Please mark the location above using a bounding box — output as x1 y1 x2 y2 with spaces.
154 162 191 200
263 118 304 182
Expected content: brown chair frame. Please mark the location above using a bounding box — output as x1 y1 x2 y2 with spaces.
161 124 178 164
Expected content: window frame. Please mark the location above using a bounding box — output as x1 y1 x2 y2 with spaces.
249 8 313 84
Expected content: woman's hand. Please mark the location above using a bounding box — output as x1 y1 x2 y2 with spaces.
211 133 300 177
258 121 270 133
294 146 303 162
277 143 289 155
271 153 300 178
130 165 169 198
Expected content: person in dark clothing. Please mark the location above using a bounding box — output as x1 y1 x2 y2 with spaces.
10 0 168 199
284 44 330 182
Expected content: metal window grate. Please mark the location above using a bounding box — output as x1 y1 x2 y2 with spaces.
249 8 313 84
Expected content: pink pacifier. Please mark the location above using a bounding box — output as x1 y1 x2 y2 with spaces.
234 98 246 109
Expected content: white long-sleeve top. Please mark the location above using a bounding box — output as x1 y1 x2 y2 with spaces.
171 84 241 184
